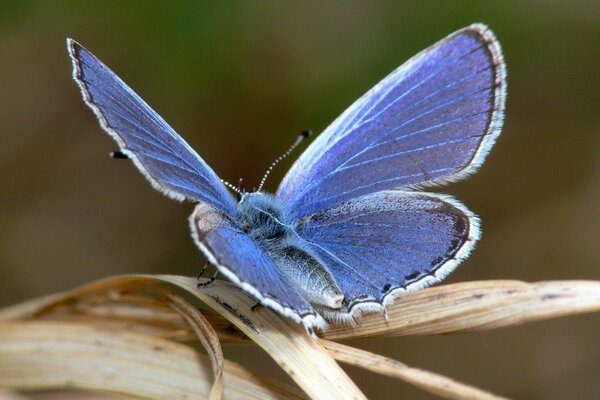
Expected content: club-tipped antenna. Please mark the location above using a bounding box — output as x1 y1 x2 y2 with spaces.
109 150 129 159
257 130 312 192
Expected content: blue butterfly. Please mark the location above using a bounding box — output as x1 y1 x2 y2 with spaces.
67 23 506 330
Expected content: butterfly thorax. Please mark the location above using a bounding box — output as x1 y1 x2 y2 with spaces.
237 192 297 247
236 192 344 310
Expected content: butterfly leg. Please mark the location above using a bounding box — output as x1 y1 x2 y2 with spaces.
197 267 219 288
196 262 209 280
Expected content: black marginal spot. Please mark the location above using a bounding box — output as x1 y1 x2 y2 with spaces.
405 271 420 281
453 213 469 236
382 283 392 293
449 239 462 251
430 256 444 267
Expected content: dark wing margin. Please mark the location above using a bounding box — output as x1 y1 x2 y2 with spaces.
297 190 478 323
277 24 506 217
68 39 236 215
188 202 324 329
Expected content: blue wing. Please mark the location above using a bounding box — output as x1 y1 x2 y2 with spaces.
298 190 478 314
189 202 322 328
68 39 236 215
277 24 506 217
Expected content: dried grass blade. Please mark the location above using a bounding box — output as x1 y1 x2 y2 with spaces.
0 275 366 400
0 321 306 400
0 276 154 321
0 389 29 400
162 290 224 400
323 280 600 339
159 275 367 400
321 339 509 400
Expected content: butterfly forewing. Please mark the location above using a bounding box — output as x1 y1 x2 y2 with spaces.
68 39 237 215
277 24 506 217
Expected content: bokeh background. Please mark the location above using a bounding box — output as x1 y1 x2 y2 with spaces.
1 1 599 399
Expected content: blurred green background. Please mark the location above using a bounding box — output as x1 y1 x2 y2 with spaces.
1 1 599 399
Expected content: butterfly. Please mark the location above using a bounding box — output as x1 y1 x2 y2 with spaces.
67 23 506 330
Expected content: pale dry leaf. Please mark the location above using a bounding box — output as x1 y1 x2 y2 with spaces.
161 291 224 400
0 275 367 400
2 275 600 399
0 389 30 400
0 321 306 400
321 339 508 400
321 280 600 339
160 275 368 400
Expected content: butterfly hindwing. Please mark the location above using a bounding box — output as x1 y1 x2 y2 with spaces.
298 190 477 318
68 39 236 215
189 202 321 328
277 24 506 217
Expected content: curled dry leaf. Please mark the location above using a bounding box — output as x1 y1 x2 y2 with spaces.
0 389 30 400
1 275 600 399
0 275 367 400
321 280 600 339
0 321 306 400
162 275 368 400
160 290 224 400
321 339 508 400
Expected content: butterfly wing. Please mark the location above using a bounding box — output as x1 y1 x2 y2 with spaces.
68 39 236 215
189 202 323 328
298 190 477 317
277 24 506 217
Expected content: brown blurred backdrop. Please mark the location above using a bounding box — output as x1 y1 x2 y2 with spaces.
1 1 599 399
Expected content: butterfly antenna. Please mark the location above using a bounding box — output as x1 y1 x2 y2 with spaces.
257 130 312 192
109 150 129 159
221 179 242 195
